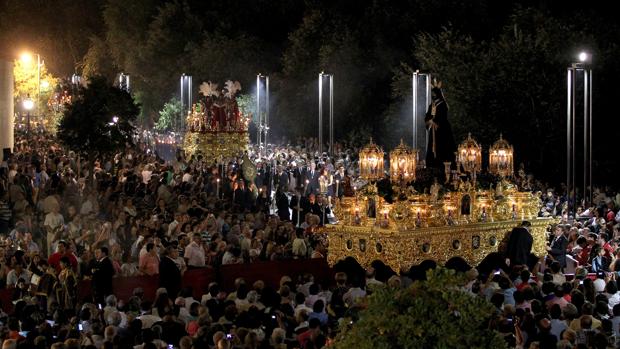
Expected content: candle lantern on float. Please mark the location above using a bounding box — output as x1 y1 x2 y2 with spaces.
359 138 384 182
489 134 514 178
389 139 417 183
457 133 482 180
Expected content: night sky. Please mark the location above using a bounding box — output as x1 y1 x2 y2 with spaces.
1 0 619 184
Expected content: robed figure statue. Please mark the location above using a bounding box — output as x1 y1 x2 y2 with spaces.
425 80 456 169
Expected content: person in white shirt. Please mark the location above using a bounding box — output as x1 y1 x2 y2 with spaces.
44 205 65 255
184 233 205 268
365 267 384 287
606 281 620 311
6 262 31 287
292 230 307 258
182 170 193 183
343 280 366 308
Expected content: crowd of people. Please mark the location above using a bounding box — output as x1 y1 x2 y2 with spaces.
484 184 620 349
0 129 368 348
1 127 620 349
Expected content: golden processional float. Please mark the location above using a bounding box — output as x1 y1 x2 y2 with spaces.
183 80 251 161
325 134 552 272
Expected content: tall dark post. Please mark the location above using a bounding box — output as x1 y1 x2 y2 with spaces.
566 53 593 217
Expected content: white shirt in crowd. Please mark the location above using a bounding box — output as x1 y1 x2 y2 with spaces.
44 212 64 230
184 241 205 267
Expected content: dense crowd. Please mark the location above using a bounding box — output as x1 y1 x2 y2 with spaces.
2 129 620 348
484 191 620 349
0 130 366 348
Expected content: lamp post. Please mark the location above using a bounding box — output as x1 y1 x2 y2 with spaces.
23 96 34 136
566 52 593 216
256 74 270 157
318 72 334 155
180 74 192 132
412 71 431 162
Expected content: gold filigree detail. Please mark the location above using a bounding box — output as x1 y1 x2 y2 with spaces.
325 218 554 272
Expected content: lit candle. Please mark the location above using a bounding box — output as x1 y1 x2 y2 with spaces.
296 194 301 227
216 178 220 198
305 179 309 194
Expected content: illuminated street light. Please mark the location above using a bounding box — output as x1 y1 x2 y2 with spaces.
318 72 334 155
23 96 34 136
23 97 34 111
567 52 593 215
256 74 270 157
20 53 33 64
41 80 50 90
109 116 119 126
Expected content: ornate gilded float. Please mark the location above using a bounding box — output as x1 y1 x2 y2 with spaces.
183 80 250 161
325 136 552 271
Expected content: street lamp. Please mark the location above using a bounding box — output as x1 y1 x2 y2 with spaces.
23 96 34 135
412 71 431 161
256 74 270 157
180 73 192 124
318 72 334 155
567 51 593 214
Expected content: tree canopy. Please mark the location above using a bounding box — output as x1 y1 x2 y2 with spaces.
154 97 183 132
333 268 507 349
58 76 140 156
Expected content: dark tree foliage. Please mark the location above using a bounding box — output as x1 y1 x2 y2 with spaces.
333 268 507 349
58 76 140 156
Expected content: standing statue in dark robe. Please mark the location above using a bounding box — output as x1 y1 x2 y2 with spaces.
425 81 456 169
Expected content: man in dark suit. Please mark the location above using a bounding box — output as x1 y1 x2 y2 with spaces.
159 245 182 298
333 165 346 199
547 225 568 269
304 162 320 195
274 166 289 192
92 246 115 304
